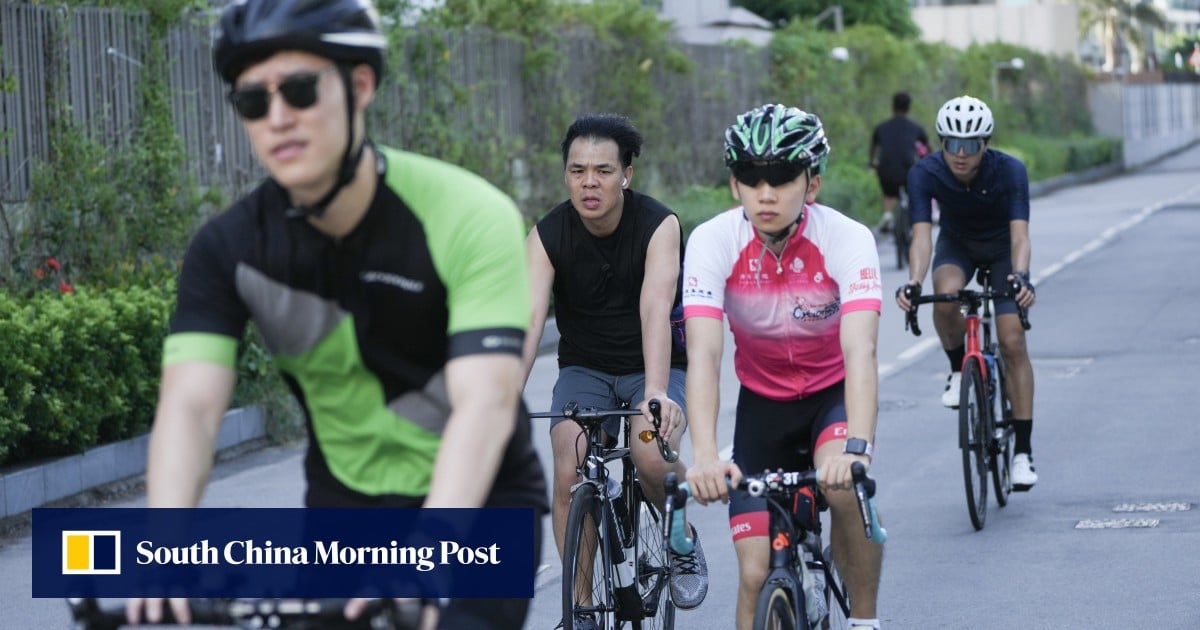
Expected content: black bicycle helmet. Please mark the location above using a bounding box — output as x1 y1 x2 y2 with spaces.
724 104 831 175
213 0 387 86
213 0 388 218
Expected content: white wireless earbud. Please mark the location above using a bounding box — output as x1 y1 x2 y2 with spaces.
622 178 628 187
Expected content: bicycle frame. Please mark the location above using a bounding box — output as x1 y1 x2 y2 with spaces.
664 466 885 629
530 401 675 628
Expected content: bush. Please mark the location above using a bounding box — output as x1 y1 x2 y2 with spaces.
0 285 172 465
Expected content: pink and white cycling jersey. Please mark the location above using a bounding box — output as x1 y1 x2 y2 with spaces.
683 203 882 401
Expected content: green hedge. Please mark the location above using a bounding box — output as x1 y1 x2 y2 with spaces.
0 285 171 465
0 283 289 468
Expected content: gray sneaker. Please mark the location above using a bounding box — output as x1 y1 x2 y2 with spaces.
670 525 709 609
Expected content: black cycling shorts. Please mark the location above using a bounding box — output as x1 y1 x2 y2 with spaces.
877 176 905 199
933 231 1019 315
727 382 847 541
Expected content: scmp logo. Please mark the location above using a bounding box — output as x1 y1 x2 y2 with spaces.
62 530 121 575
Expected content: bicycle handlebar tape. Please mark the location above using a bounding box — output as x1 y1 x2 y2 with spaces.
849 462 888 545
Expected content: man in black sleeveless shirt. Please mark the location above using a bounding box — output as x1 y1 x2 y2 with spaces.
521 115 709 622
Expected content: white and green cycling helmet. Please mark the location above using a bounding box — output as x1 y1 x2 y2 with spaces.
936 95 994 138
724 104 830 175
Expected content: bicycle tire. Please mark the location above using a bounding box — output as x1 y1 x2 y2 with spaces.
632 486 675 630
959 358 990 530
990 354 1014 506
753 584 799 630
563 482 614 630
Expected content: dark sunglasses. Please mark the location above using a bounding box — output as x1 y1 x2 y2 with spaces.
942 137 985 155
730 161 808 187
227 66 338 121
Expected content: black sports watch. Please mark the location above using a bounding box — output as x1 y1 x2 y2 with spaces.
843 437 874 459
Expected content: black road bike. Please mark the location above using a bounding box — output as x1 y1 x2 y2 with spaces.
664 464 885 630
530 400 678 630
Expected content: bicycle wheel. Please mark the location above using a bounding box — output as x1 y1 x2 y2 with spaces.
990 355 1014 506
632 486 675 630
753 583 799 630
563 482 614 630
959 358 990 530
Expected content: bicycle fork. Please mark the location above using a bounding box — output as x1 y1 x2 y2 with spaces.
585 456 643 621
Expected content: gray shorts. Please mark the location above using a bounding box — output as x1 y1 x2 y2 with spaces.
549 365 687 436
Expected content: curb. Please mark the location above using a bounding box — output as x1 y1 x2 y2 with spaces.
0 407 264 520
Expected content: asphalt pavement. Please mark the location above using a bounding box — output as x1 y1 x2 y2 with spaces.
5 143 1200 628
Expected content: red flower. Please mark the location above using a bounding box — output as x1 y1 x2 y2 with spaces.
47 257 61 271
58 282 74 294
33 268 46 280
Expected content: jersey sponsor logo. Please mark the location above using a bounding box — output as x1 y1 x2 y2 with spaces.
482 335 523 351
859 267 878 281
813 272 824 283
790 257 805 274
361 270 425 293
847 280 882 295
748 258 761 273
683 287 714 299
687 276 699 287
792 299 840 322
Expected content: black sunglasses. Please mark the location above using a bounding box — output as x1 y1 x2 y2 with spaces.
730 161 808 187
227 67 338 121
942 137 985 155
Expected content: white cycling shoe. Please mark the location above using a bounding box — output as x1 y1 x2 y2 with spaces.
1012 453 1038 491
941 372 961 408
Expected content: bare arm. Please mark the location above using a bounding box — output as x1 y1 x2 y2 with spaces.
898 221 933 310
520 227 555 384
683 316 737 504
425 353 523 508
1008 219 1035 307
146 361 236 507
822 309 880 488
636 216 683 434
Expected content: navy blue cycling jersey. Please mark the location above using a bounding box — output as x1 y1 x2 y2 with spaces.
907 148 1030 240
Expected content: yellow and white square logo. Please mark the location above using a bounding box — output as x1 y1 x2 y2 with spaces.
62 530 121 575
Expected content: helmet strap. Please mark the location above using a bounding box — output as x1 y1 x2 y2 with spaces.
286 67 364 219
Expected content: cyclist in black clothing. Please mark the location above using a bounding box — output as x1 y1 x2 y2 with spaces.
127 1 546 628
521 115 709 624
869 91 929 233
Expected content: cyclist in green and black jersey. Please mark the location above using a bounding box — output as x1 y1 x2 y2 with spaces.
128 1 546 628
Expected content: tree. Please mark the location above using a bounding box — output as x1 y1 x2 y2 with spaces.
1078 0 1168 73
734 0 919 39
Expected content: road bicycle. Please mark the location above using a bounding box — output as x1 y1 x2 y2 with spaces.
663 464 886 630
529 400 678 630
67 596 420 629
903 266 1031 530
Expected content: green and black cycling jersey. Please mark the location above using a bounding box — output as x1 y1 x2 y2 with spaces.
164 144 546 510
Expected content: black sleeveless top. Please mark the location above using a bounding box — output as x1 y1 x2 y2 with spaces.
537 190 687 375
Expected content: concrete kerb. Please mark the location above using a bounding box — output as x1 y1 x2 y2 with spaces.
0 407 264 520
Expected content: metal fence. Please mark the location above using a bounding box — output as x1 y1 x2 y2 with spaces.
1 3 768 204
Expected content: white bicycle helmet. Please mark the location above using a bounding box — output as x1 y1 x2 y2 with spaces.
935 95 994 138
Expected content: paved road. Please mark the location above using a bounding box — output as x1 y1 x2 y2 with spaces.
5 144 1200 628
